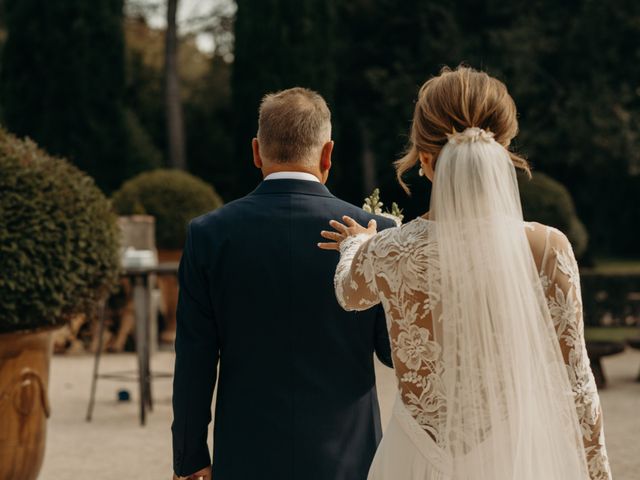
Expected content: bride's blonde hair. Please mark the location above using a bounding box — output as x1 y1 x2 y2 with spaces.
396 66 530 194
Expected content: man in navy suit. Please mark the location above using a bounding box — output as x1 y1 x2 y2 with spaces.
172 87 395 480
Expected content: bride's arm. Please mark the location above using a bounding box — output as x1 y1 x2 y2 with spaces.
545 229 612 480
334 233 379 311
319 216 381 311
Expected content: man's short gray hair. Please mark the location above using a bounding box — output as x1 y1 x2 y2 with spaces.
257 87 331 164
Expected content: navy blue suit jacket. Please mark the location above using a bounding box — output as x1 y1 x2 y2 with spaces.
171 179 395 479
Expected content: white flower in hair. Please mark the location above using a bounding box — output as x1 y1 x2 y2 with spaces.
446 127 495 144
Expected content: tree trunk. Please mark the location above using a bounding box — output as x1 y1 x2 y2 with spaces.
165 0 186 170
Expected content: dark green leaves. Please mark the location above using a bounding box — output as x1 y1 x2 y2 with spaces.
0 128 120 332
111 169 223 250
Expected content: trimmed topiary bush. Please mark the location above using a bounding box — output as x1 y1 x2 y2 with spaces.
111 169 223 250
0 128 120 333
518 171 589 258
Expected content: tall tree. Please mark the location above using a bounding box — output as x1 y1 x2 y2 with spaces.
0 0 5 32
164 0 187 169
228 0 639 254
230 0 335 200
480 0 640 255
331 0 640 256
1 0 131 192
122 15 233 194
0 0 6 122
0 0 5 31
331 0 460 208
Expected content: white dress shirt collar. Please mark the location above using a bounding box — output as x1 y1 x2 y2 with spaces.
263 171 321 183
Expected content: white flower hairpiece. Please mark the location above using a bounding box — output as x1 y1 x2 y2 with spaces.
446 127 496 145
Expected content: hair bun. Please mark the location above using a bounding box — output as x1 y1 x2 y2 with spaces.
446 127 496 145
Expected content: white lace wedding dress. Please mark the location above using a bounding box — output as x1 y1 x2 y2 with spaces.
335 220 612 480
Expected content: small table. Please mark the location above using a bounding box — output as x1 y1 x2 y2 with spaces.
586 340 626 389
86 262 179 425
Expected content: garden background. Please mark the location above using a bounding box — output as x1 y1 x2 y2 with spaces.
1 0 639 260
0 1 639 478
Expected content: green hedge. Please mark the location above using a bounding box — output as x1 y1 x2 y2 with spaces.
111 169 223 250
519 171 589 258
0 128 120 333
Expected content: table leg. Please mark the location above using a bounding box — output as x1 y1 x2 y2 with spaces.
86 299 107 422
133 276 147 426
145 274 154 412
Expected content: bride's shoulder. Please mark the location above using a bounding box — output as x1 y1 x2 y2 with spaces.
372 217 431 245
524 221 569 242
524 221 573 262
403 216 433 234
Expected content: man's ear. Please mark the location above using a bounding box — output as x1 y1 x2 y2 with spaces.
252 138 263 169
320 140 334 172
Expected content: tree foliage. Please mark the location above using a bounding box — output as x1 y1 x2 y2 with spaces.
0 0 159 192
314 0 640 256
519 172 589 258
231 0 335 200
111 169 223 250
123 17 232 191
2 0 638 257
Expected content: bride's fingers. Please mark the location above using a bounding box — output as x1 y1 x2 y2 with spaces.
329 220 348 233
320 230 342 241
317 241 339 250
342 215 361 228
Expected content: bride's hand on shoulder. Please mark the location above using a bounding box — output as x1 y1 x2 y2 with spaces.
318 216 377 251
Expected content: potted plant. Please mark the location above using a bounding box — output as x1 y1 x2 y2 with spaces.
0 128 120 480
111 169 222 343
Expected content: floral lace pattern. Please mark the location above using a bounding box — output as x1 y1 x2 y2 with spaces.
335 219 611 480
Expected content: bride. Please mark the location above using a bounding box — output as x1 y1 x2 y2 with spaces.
319 67 612 479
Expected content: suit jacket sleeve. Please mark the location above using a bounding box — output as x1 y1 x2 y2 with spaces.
374 305 393 368
171 221 219 476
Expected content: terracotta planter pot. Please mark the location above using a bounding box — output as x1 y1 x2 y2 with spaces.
157 249 182 344
0 327 57 480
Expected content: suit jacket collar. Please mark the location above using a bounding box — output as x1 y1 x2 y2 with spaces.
250 179 335 198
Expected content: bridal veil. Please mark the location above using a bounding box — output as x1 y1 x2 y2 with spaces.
428 127 590 479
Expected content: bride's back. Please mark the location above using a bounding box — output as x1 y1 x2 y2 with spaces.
343 218 578 441
336 213 608 478
334 66 610 479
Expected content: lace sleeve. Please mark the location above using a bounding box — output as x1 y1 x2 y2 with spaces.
334 233 380 311
544 229 612 480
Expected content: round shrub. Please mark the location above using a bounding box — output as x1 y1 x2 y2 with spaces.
111 169 223 250
0 128 120 333
518 171 589 257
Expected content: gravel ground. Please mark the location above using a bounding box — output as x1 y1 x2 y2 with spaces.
39 347 640 479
